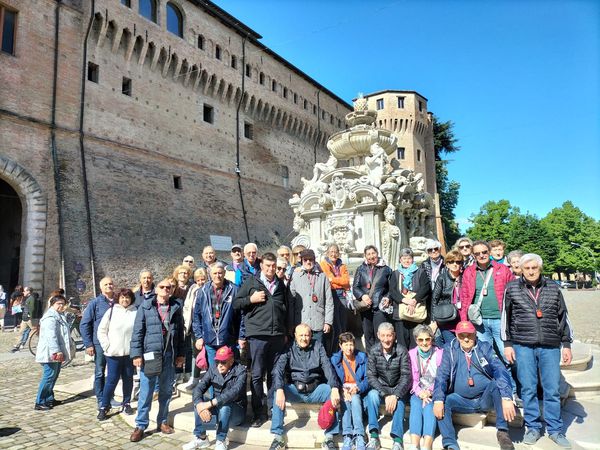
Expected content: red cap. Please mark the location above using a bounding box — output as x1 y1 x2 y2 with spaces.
214 346 234 361
317 399 336 430
455 321 476 335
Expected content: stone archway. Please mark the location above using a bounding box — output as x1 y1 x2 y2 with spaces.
0 156 47 294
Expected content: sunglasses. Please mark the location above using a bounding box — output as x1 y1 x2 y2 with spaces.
183 259 194 263
158 285 172 290
474 250 489 257
426 248 440 253
231 249 241 253
459 245 471 249
446 260 461 265
276 267 286 271
293 252 301 256
216 360 228 366
417 337 432 343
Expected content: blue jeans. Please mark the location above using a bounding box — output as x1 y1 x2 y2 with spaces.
94 344 107 404
513 344 562 434
409 394 436 437
135 353 175 430
476 319 516 394
341 393 365 436
36 362 61 405
364 389 406 438
438 380 507 449
101 355 134 409
271 383 339 437
193 402 245 441
248 336 286 414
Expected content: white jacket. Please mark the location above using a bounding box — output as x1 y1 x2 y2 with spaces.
36 308 72 363
97 304 137 357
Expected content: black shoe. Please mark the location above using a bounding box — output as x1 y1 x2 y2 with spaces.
10 347 19 353
97 407 109 421
122 404 134 415
52 399 63 407
251 415 266 428
497 430 515 450
34 404 52 411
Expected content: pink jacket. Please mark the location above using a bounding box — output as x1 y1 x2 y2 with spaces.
408 346 444 395
459 261 514 321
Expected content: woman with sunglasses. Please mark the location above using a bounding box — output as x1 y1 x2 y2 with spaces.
407 325 443 450
431 250 464 347
455 236 474 268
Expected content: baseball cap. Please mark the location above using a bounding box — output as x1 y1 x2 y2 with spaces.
455 321 476 335
317 399 336 429
214 346 234 361
299 249 316 260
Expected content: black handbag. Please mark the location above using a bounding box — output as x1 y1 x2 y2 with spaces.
143 352 163 377
432 303 457 324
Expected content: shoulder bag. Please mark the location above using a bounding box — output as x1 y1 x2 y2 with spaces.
433 278 459 324
352 267 384 314
467 269 492 326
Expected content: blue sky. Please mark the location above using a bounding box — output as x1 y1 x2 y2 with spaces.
219 0 600 229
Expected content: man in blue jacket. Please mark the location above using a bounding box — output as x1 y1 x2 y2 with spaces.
433 321 515 450
129 278 185 442
79 277 115 407
192 262 245 366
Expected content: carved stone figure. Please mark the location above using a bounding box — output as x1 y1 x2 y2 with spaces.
380 204 401 267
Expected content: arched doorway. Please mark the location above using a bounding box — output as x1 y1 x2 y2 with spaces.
0 179 22 293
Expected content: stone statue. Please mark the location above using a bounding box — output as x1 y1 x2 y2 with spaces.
380 204 400 268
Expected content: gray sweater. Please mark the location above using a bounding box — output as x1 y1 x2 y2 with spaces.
289 270 333 332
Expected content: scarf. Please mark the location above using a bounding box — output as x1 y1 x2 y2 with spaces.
417 347 432 359
397 263 418 290
324 257 343 277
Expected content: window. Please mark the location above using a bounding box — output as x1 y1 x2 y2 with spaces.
173 176 182 190
303 99 307 110
337 119 342 127
230 55 237 69
197 35 204 50
283 87 288 99
87 62 99 83
271 80 277 92
166 2 183 38
397 147 405 160
280 165 289 189
376 98 384 110
397 96 405 108
293 93 298 104
245 63 251 77
313 105 316 115
259 72 264 85
0 5 17 55
321 110 325 119
139 0 157 23
203 104 214 123
215 45 221 60
419 101 424 112
122 77 132 96
244 122 253 140
121 0 131 7
329 115 333 124
417 149 422 161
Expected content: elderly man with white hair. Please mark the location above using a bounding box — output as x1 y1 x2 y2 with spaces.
239 242 261 282
501 253 573 448
421 239 445 290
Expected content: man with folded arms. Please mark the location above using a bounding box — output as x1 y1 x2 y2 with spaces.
269 323 340 450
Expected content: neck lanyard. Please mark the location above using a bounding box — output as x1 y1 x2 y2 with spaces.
464 351 475 386
419 353 433 376
308 272 318 302
157 303 170 335
367 265 375 289
477 267 491 296
526 285 543 318
331 261 341 277
213 286 223 320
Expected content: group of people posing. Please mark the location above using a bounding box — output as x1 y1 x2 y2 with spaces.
31 238 573 450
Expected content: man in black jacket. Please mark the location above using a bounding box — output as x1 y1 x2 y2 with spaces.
184 346 247 450
502 253 573 449
234 252 288 427
269 323 340 450
365 322 411 450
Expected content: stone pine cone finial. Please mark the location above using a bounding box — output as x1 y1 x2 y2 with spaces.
353 93 368 112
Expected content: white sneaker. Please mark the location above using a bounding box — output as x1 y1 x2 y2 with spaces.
215 439 228 450
182 377 198 391
181 436 209 450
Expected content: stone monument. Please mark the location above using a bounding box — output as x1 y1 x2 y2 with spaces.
289 95 437 266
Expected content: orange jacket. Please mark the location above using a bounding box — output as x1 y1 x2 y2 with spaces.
320 259 350 291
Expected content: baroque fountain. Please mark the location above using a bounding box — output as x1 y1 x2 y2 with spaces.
289 95 437 266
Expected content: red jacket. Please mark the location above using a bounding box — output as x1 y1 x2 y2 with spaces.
459 261 514 321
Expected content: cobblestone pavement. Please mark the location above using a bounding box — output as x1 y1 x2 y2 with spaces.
0 289 598 449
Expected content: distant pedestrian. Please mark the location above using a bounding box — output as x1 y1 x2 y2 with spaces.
12 287 40 352
34 295 71 411
0 285 7 331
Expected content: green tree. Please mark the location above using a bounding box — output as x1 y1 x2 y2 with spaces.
506 213 559 273
541 201 600 275
432 115 461 245
466 199 519 243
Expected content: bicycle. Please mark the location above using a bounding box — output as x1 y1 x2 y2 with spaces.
28 301 86 368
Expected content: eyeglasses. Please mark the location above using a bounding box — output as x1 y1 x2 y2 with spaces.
216 360 228 366
183 259 194 263
426 248 440 253
474 250 489 257
158 285 172 290
276 267 286 271
458 245 471 249
416 337 432 343
446 261 461 265
178 271 188 275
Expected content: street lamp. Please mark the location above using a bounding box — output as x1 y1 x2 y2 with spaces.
571 242 599 287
